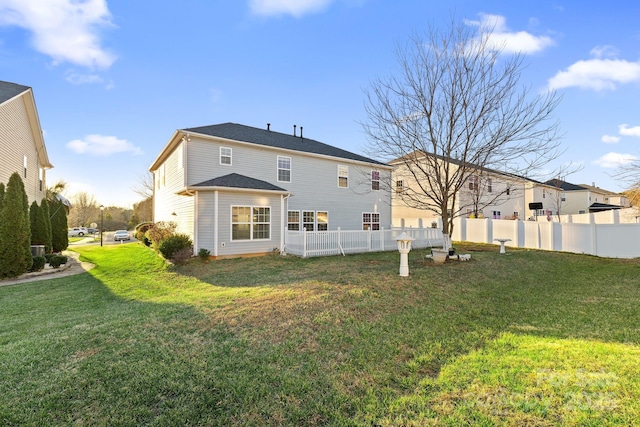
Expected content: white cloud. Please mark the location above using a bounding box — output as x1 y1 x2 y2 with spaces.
66 135 143 157
619 124 640 137
590 45 619 59
249 0 334 17
465 13 555 54
601 135 620 144
0 0 116 69
593 152 638 168
548 57 640 91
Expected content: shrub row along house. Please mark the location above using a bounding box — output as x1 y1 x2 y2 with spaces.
150 122 633 258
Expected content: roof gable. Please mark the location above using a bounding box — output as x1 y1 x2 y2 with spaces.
0 81 29 104
184 122 387 166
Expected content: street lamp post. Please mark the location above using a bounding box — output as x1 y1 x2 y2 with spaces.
100 205 104 247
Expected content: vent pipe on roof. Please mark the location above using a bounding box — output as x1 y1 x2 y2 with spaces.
267 123 270 131
300 126 303 139
293 124 297 137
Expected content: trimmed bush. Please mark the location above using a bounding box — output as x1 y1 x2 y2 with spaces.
135 222 154 241
50 196 69 253
29 256 46 272
158 233 193 260
171 247 194 265
198 248 211 261
145 221 176 250
0 172 32 278
49 255 67 268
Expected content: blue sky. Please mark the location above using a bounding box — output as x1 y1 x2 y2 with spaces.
1 0 640 207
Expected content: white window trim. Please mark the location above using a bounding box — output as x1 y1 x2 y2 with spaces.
362 211 380 231
287 210 300 231
371 170 380 191
338 165 349 188
220 147 232 166
277 155 292 183
302 210 315 231
230 205 271 241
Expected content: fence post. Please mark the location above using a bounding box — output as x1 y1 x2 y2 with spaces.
368 228 372 252
303 227 307 258
381 226 385 251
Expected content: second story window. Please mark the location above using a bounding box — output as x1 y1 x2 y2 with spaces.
220 147 232 165
468 175 478 191
278 156 291 182
38 168 44 191
23 155 27 178
338 165 349 188
371 170 380 190
396 180 404 194
487 179 492 193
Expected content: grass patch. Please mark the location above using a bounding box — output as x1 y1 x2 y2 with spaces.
1 243 639 425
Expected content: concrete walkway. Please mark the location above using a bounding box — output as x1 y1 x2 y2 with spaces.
0 251 95 287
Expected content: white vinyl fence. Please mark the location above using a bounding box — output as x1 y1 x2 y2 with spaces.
285 227 444 258
453 217 640 258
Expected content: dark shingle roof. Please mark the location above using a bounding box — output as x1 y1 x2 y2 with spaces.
544 179 586 191
183 122 387 166
0 81 29 104
589 202 622 212
192 173 287 192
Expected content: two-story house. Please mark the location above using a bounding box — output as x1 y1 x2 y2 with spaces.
0 81 53 204
150 122 393 258
391 152 561 226
544 179 629 214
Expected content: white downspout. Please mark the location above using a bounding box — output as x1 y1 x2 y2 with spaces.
214 190 219 257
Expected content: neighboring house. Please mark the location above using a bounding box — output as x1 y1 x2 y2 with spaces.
150 122 393 258
391 152 561 226
545 179 629 214
0 81 53 204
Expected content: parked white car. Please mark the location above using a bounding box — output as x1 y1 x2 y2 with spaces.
113 230 131 241
68 227 88 237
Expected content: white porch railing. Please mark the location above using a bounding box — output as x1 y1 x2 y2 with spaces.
284 227 444 258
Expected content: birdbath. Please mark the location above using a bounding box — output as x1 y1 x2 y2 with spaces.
395 232 415 277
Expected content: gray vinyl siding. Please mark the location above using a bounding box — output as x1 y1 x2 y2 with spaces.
0 94 46 204
220 192 283 256
153 142 195 238
186 136 392 231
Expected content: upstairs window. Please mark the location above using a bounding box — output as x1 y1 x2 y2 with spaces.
278 156 291 182
220 147 232 165
468 175 478 191
23 155 27 178
38 168 44 191
371 170 380 190
487 179 492 193
396 180 404 194
338 165 349 188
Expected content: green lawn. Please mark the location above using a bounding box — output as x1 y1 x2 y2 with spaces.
1 243 639 426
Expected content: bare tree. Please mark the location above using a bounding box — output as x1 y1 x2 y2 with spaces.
362 19 562 249
615 161 640 207
69 191 98 227
132 171 154 199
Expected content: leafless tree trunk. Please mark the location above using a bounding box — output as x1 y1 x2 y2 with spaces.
70 191 98 227
362 19 562 250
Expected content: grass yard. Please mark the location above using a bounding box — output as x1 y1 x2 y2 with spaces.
1 243 640 425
